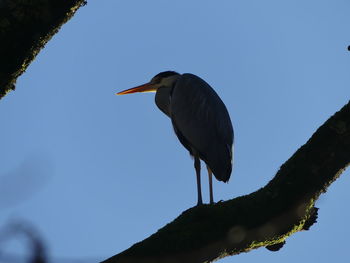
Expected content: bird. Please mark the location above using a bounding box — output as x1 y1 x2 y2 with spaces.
117 71 234 206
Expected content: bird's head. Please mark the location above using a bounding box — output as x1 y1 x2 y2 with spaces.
117 71 180 95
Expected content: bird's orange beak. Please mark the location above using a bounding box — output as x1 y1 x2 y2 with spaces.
116 82 156 95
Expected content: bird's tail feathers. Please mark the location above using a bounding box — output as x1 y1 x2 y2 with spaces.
206 144 233 182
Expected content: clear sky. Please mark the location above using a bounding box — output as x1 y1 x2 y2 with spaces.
0 0 349 262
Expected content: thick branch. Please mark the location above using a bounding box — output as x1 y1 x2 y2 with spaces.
0 0 86 99
102 100 350 263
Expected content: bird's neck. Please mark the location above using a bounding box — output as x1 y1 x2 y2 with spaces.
155 86 174 117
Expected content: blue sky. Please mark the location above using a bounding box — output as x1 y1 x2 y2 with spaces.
0 1 349 262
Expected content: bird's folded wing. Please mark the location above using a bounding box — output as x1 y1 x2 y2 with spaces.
170 74 233 181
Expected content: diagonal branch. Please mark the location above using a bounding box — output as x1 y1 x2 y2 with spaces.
102 100 350 263
0 0 87 100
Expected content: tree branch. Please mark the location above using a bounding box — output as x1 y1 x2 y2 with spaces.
0 0 87 100
102 100 350 263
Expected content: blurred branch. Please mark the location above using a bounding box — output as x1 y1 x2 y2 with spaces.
0 0 87 99
102 100 350 263
0 155 52 209
0 221 101 263
0 221 47 263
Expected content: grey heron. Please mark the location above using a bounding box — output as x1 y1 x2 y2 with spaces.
117 71 234 206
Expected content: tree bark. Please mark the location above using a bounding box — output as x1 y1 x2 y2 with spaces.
0 0 87 99
102 100 350 263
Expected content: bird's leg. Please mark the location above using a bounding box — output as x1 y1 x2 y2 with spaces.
207 166 214 204
194 156 203 206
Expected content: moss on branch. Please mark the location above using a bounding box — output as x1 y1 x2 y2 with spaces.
102 101 350 263
0 0 87 99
